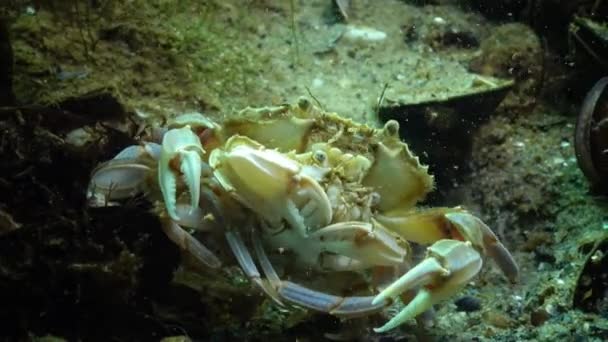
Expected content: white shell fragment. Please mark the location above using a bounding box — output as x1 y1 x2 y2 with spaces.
65 127 94 147
343 25 387 43
0 209 21 235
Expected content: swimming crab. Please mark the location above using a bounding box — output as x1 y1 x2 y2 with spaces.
87 98 519 332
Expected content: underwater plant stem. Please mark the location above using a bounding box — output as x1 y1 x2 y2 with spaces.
290 0 300 66
305 86 324 111
375 82 389 117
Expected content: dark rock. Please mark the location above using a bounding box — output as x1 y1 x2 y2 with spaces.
468 0 528 20
530 308 551 326
454 296 482 312
0 17 15 106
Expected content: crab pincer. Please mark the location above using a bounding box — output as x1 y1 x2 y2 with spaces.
209 135 333 234
445 211 519 283
373 239 482 332
158 126 205 220
88 143 160 203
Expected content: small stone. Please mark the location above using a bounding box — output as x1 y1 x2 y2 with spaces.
530 308 551 326
65 127 94 147
433 17 447 25
311 77 324 88
454 296 482 312
25 6 36 15
483 310 513 329
160 337 191 342
0 209 21 235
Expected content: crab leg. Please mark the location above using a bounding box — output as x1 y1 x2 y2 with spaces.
231 226 395 316
252 232 282 290
372 239 482 332
278 281 389 317
161 220 221 268
225 231 283 305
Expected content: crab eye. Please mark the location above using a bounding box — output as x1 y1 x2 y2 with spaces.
297 97 312 111
369 192 381 207
384 120 399 136
313 150 327 165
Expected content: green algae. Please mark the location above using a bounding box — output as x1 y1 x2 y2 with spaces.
10 0 267 114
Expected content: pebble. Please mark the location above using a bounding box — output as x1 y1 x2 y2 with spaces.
454 296 482 312
433 17 447 25
65 127 94 147
530 308 551 326
483 310 513 328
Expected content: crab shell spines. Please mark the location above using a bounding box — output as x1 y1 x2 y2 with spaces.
221 102 434 213
222 115 315 153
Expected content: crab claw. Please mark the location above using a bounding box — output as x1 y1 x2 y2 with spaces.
376 208 519 283
372 239 482 332
445 211 519 283
310 220 408 267
210 135 332 234
88 143 161 205
159 126 205 220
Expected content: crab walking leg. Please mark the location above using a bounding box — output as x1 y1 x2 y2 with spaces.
235 229 391 314
278 281 389 317
373 240 482 332
251 232 283 289
251 232 286 306
199 185 229 228
161 219 221 268
225 231 283 305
